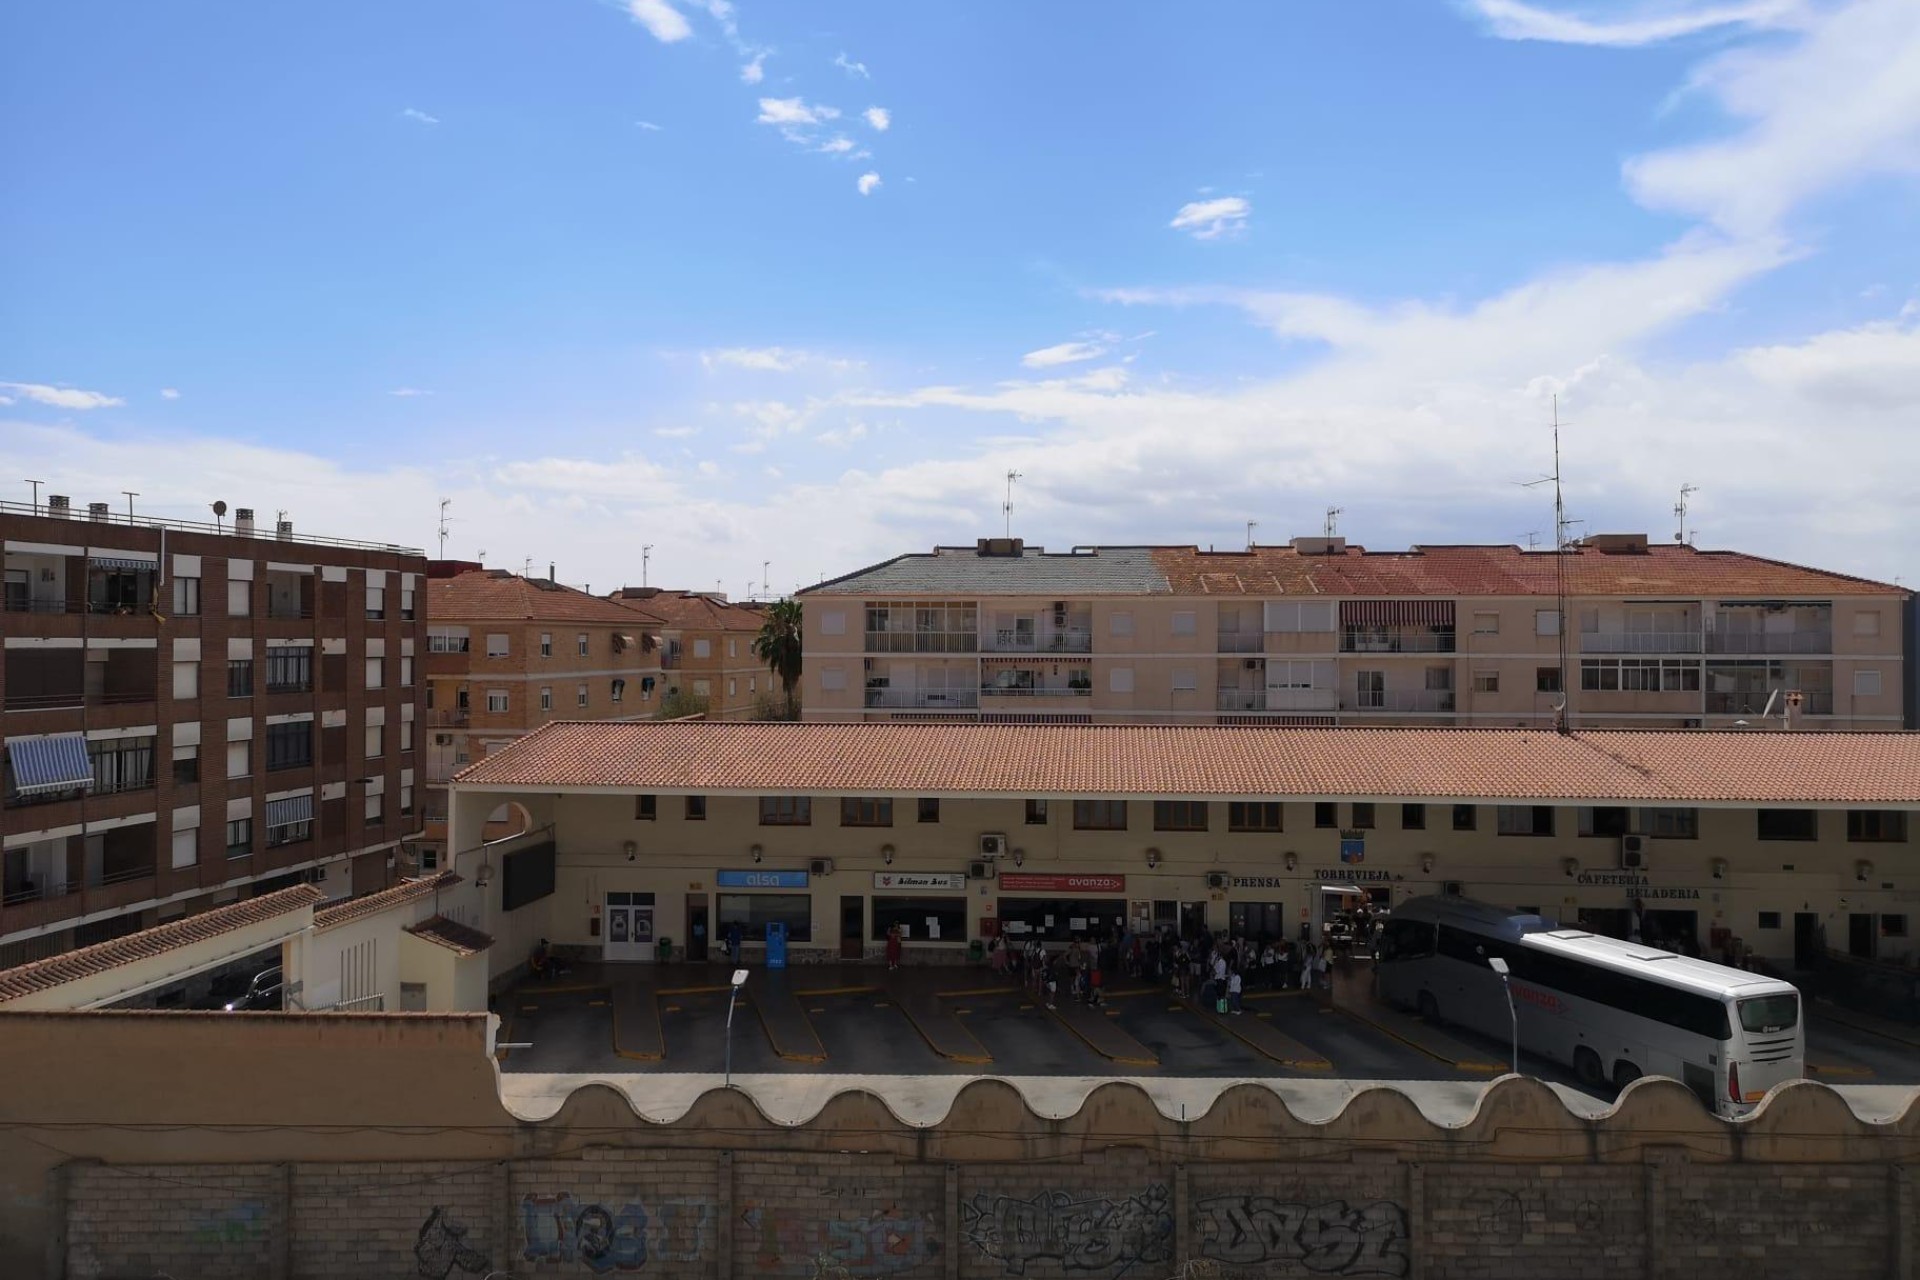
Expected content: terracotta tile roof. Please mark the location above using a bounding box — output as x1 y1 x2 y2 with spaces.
313 872 462 931
453 721 1920 806
404 915 495 957
0 886 323 1004
608 589 764 632
427 571 664 626
805 545 1170 596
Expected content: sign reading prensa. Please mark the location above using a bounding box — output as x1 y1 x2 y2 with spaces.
873 871 967 891
715 869 810 889
998 872 1126 893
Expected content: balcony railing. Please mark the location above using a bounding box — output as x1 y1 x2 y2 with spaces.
86 861 156 890
3 689 157 712
93 772 156 797
1340 630 1457 654
3 878 74 907
2 597 78 614
1218 691 1267 712
266 604 315 620
1706 691 1834 716
0 498 425 556
863 632 980 654
864 688 980 710
1581 631 1703 654
980 684 1092 698
1705 631 1833 655
1216 633 1265 654
1345 690 1456 713
981 629 1092 655
427 708 469 728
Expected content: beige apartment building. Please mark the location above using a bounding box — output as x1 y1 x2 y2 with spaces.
607 588 771 719
419 569 663 867
798 535 1913 731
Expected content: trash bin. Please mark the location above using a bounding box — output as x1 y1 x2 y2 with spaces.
655 937 674 963
968 939 986 965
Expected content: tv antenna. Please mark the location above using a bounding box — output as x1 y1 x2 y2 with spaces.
1674 484 1698 545
522 557 533 578
122 490 139 519
1245 520 1258 550
210 500 227 534
1518 531 1541 551
24 479 44 512
437 498 453 558
763 560 770 599
1323 507 1342 539
642 545 652 588
1519 395 1575 732
1002 469 1022 538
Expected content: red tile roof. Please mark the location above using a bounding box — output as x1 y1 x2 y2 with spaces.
0 886 323 1004
453 721 1920 806
609 589 764 632
1150 543 1905 598
428 571 666 626
313 872 462 931
404 915 495 957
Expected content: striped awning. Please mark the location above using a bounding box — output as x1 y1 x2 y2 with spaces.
1339 599 1456 628
7 733 94 795
265 793 314 828
88 556 156 572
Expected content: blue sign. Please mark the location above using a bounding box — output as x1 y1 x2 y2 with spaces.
716 869 810 889
1338 836 1366 865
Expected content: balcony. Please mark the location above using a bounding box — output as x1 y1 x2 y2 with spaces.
980 683 1092 699
980 627 1090 655
427 708 470 728
864 688 979 710
2 688 155 714
1705 631 1833 655
1706 690 1833 716
1216 632 1265 654
1345 690 1457 713
1581 631 1703 654
1218 690 1267 712
2 596 78 615
864 631 980 654
1341 628 1457 654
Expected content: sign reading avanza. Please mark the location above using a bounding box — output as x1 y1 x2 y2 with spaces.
872 871 966 891
997 872 1126 893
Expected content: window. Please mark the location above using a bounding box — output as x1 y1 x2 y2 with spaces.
365 658 384 689
266 722 312 772
1535 609 1560 637
1153 800 1208 831
820 667 847 692
1171 610 1197 636
485 633 509 658
1170 667 1197 692
267 817 311 848
1109 610 1133 637
1497 805 1555 836
718 893 812 942
1452 804 1477 831
171 827 198 870
1581 658 1700 692
400 784 413 816
1854 670 1882 698
365 792 383 825
1884 914 1909 939
227 579 251 617
400 720 413 753
1642 808 1699 839
728 639 738 658
226 740 250 780
539 687 552 711
1472 671 1499 693
171 576 201 616
1314 802 1337 829
685 795 707 820
1402 803 1425 830
227 659 254 698
693 638 712 659
428 630 471 654
819 610 846 636
577 684 589 708
1472 611 1499 635
540 633 553 657
88 736 155 794
1350 802 1375 829
1263 601 1335 633
1757 809 1817 841
400 589 415 621
871 896 965 943
577 633 589 656
1229 802 1283 832
918 798 940 823
1536 667 1562 693
1579 807 1631 837
1073 799 1128 830
265 648 311 694
225 818 252 858
611 678 626 704
759 796 812 825
727 678 737 697
365 587 385 620
1848 810 1907 843
635 794 657 821
1025 799 1049 825
364 724 383 759
172 746 199 786
1757 912 1781 930
692 679 711 697
841 797 894 827
1854 610 1881 637
172 661 199 700
1109 667 1134 694
477 689 505 714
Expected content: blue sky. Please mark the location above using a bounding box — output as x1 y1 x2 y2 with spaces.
3 0 1917 595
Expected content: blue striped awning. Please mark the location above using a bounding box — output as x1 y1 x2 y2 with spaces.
89 556 157 572
265 793 314 828
8 733 94 796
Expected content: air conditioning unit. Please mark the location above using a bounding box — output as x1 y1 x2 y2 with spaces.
1620 834 1647 870
967 861 991 881
1244 658 1260 670
434 733 452 746
1442 880 1464 896
1683 718 1702 729
808 857 835 877
1205 871 1229 891
979 833 1008 858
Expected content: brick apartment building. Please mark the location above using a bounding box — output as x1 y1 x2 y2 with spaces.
607 588 771 719
0 499 426 968
799 535 1914 730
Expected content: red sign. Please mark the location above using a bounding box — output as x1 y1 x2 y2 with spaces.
997 872 1126 893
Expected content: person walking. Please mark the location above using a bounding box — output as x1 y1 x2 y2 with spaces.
885 924 904 971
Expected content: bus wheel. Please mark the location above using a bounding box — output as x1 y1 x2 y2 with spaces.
1574 1047 1605 1087
1613 1061 1643 1090
1416 991 1441 1024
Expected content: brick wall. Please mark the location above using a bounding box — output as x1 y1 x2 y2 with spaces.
55 1150 1917 1280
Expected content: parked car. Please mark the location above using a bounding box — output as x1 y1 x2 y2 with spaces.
224 966 283 1011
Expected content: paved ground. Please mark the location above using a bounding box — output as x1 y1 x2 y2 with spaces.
494 960 1920 1113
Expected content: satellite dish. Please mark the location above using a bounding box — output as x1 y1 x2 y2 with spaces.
211 500 228 516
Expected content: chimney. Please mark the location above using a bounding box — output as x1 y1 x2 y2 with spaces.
87 501 111 522
276 518 294 541
47 495 70 517
549 562 556 583
234 508 255 536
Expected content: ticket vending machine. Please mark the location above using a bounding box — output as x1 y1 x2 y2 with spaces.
765 920 789 970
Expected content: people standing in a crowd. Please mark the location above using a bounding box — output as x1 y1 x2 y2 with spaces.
1227 967 1244 1015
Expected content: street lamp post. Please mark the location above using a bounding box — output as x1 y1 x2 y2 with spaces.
1488 956 1518 1075
723 968 749 1089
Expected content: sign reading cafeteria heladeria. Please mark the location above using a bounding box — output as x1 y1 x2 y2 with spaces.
872 871 967 891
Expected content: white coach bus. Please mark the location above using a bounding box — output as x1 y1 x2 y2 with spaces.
1376 894 1802 1116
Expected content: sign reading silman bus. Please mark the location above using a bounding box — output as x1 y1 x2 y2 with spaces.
872 871 966 891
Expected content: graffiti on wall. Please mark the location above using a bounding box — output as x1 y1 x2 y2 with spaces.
741 1203 941 1277
961 1186 1174 1276
520 1192 715 1272
190 1200 268 1246
1194 1196 1409 1278
415 1207 491 1279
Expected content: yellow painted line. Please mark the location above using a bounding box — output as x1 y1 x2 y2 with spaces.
794 984 881 998
873 1002 891 1009
494 1013 514 1062
661 1004 681 1014
1178 998 1333 1071
952 1007 973 1015
935 985 1016 999
528 981 603 995
656 985 732 997
1333 1003 1502 1074
1245 988 1313 1002
588 999 608 1007
609 994 664 1063
519 1004 540 1013
1041 1004 1158 1069
1807 1060 1875 1079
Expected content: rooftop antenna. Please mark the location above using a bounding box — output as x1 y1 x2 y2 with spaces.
1002 469 1022 538
1674 484 1698 545
642 545 653 588
1323 507 1342 539
522 557 533 578
763 560 770 599
437 498 452 559
24 479 44 513
122 490 139 519
1245 520 1258 550
210 500 227 534
1519 531 1541 551
1520 395 1575 732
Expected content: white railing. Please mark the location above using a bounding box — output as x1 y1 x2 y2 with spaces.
1581 630 1703 654
864 688 980 709
982 628 1093 654
980 684 1092 698
1345 690 1456 713
1705 631 1833 655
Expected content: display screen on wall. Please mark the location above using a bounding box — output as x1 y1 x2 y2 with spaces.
501 840 556 912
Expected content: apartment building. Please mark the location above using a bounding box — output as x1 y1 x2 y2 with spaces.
419 569 664 867
0 499 426 969
607 588 770 718
799 535 1913 731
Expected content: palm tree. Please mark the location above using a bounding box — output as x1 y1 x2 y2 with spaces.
753 597 803 718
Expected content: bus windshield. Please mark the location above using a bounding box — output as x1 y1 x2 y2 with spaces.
1737 993 1799 1035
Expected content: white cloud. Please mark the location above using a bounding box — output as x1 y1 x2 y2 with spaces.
858 171 882 196
635 120 665 131
757 97 839 128
627 0 693 43
740 52 766 83
159 388 181 400
388 387 433 398
1022 341 1108 368
654 425 701 438
399 107 440 126
1169 195 1251 240
0 381 124 410
863 106 891 131
1468 0 1803 47
700 347 862 374
817 136 858 155
814 421 870 447
834 52 870 78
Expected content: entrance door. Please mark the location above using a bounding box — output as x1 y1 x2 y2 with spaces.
1178 901 1208 941
1848 913 1875 959
604 891 655 962
1793 913 1820 968
1578 908 1632 941
840 895 865 960
685 897 709 962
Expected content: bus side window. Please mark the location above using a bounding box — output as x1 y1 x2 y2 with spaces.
1437 925 1489 967
1382 919 1434 960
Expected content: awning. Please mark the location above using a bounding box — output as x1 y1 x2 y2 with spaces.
265 793 314 828
612 633 637 653
1340 600 1456 628
88 556 156 572
7 733 94 795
